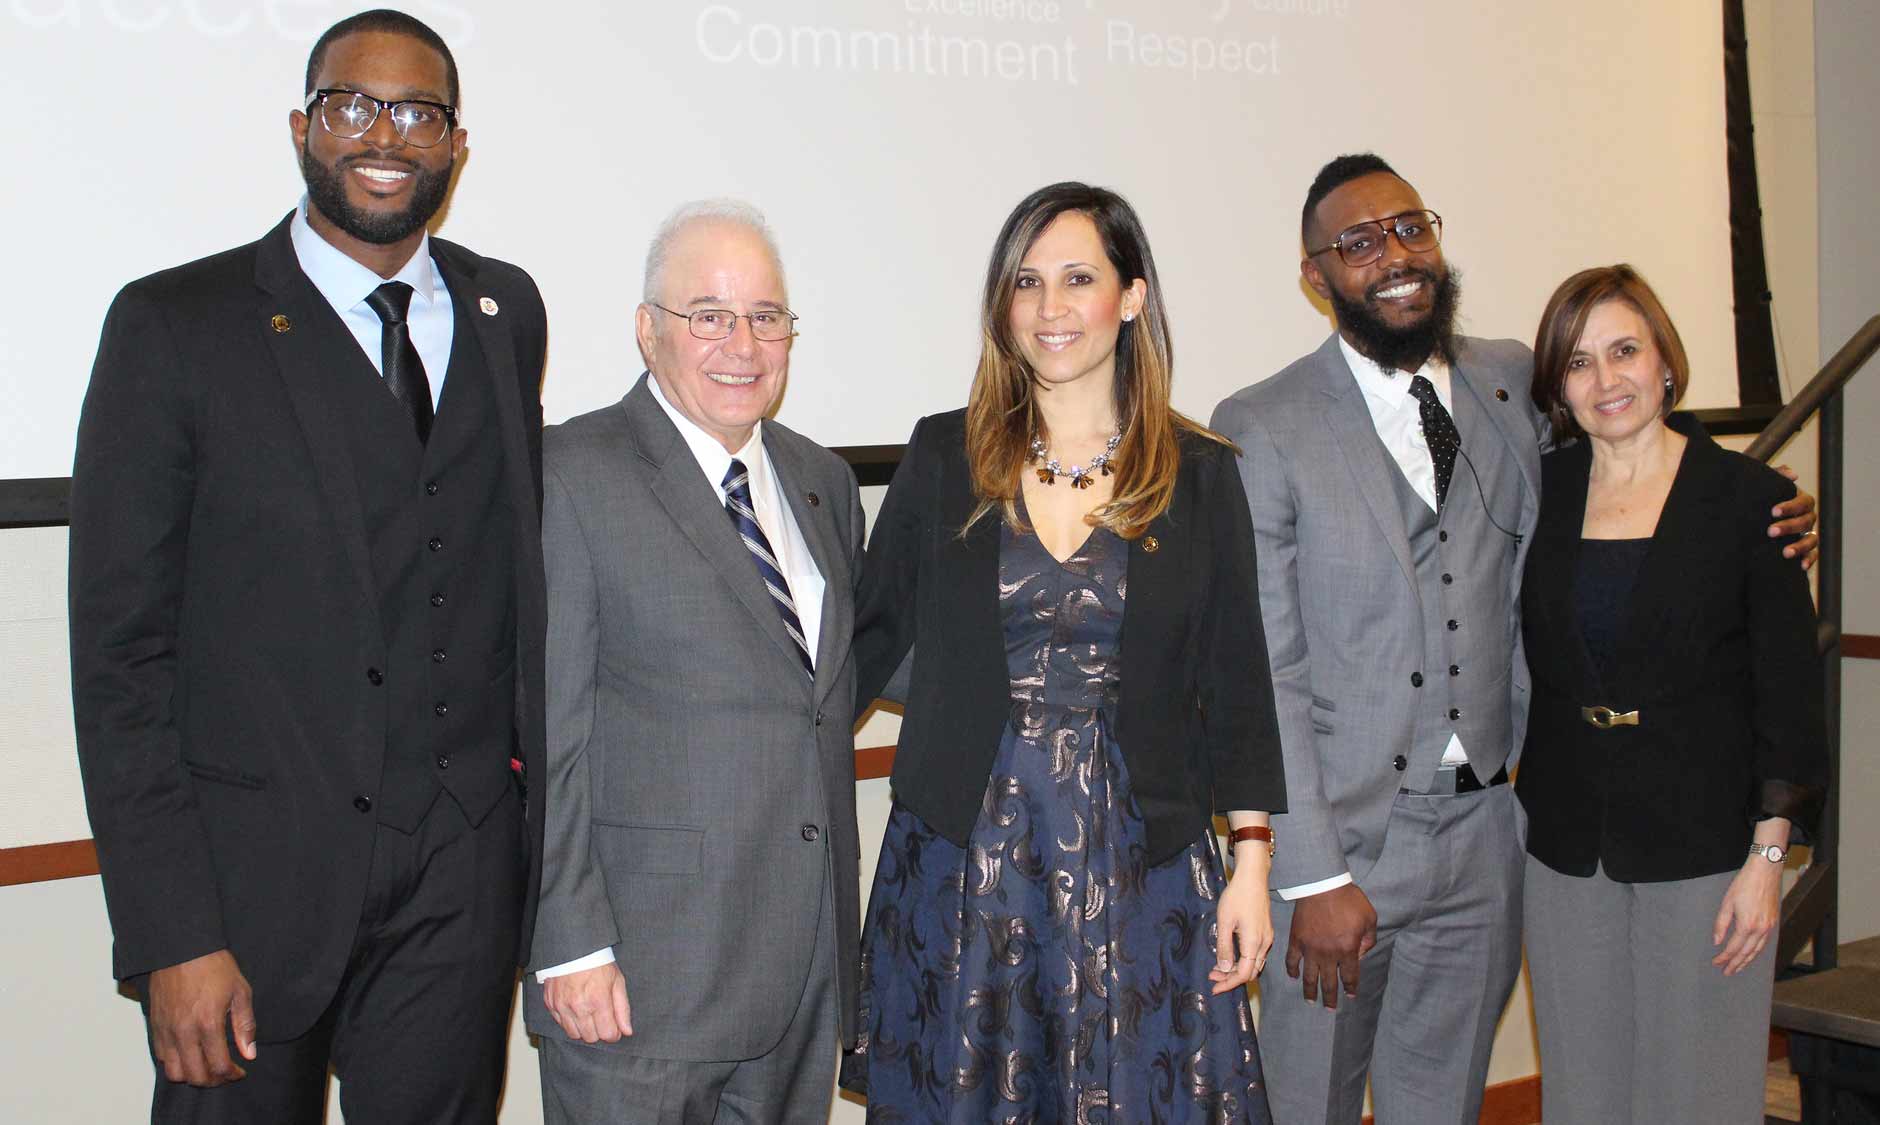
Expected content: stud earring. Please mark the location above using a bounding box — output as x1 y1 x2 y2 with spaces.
1663 372 1674 394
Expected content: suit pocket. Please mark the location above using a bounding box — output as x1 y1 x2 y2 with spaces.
1309 695 1337 736
181 758 269 790
592 821 703 875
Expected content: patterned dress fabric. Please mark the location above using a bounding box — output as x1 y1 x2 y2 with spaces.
844 520 1272 1123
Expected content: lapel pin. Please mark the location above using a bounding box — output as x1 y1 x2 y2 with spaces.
1142 536 1160 553
479 296 499 316
270 314 292 333
806 491 821 508
1495 388 1509 401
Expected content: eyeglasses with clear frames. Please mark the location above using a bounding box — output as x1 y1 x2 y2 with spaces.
650 303 799 342
304 88 459 148
1306 210 1443 268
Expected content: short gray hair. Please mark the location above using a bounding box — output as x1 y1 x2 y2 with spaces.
641 198 786 304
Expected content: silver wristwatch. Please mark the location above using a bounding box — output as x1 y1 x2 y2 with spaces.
1748 843 1787 864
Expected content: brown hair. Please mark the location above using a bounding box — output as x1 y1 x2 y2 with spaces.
1531 263 1690 444
963 182 1227 539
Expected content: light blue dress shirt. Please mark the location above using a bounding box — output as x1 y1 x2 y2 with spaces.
288 198 454 408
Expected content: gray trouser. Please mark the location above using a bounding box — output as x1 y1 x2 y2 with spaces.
539 876 837 1125
1525 856 1774 1125
1256 784 1525 1125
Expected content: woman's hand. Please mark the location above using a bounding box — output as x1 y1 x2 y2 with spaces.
1712 836 1787 976
1210 844 1274 995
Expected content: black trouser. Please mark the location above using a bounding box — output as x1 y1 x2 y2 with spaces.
149 784 526 1124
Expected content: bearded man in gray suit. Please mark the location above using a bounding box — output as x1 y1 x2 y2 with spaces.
1210 154 1815 1124
524 200 863 1124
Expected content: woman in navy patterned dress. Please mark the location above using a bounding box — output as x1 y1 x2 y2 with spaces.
843 183 1287 1122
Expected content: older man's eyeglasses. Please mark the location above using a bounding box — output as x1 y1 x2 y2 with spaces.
651 304 799 342
1307 210 1443 268
305 88 458 149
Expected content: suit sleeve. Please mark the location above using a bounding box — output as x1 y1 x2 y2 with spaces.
1208 397 1348 889
1198 445 1287 815
527 460 621 972
851 416 930 719
68 285 226 978
1740 470 1828 839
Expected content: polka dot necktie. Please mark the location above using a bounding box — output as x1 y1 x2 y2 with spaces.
1408 374 1460 509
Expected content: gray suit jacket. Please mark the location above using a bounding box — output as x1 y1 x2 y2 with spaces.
523 375 863 1060
1210 334 1546 890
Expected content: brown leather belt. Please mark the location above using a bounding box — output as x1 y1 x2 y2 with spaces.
1581 705 1640 729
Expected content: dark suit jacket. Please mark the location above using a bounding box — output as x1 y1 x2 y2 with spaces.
68 214 548 1039
1516 413 1826 882
853 409 1287 866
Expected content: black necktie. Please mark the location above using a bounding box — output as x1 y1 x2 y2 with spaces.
1407 374 1460 508
364 281 433 445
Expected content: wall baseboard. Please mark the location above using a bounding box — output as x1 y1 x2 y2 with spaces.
1362 1075 1541 1125
1845 633 1880 660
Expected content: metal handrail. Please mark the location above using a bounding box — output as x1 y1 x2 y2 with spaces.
1755 312 1879 981
1745 314 1880 461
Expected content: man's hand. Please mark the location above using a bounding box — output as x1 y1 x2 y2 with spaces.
1284 882 1378 1008
1770 468 1819 570
543 962 633 1043
146 949 256 1087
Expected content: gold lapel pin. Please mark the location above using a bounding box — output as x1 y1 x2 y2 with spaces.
1495 388 1509 401
270 314 292 333
479 296 499 316
806 491 821 507
1142 536 1160 553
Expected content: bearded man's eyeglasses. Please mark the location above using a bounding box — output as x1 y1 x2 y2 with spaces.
304 88 459 149
1306 210 1443 268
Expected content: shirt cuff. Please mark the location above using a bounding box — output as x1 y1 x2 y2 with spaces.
1277 872 1354 901
535 947 615 983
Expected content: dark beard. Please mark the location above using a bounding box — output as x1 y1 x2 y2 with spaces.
300 140 452 246
1329 263 1464 372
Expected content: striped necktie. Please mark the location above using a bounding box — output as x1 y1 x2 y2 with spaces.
722 458 815 679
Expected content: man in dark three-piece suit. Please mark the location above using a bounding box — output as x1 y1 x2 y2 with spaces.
1211 154 1818 1125
68 11 545 1122
523 202 862 1124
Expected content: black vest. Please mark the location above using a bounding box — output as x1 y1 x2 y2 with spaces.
332 288 519 831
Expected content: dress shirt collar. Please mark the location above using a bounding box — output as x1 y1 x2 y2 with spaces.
1338 333 1451 413
645 371 768 496
290 196 440 314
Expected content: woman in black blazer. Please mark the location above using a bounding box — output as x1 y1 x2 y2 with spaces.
838 183 1286 1123
1517 265 1826 1125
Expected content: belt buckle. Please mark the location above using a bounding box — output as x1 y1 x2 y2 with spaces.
1581 705 1640 729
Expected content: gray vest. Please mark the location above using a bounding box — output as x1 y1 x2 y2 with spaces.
1384 375 1525 785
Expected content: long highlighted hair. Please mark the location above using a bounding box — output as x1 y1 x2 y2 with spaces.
964 182 1228 539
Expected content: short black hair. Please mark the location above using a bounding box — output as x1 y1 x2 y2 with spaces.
1301 153 1400 246
305 9 459 106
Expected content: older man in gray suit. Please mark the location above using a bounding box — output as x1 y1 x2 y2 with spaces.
524 200 863 1124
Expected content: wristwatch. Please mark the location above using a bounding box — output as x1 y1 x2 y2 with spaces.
1748 843 1787 864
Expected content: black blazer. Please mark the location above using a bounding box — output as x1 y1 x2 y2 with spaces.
853 409 1286 865
1515 413 1825 883
68 215 548 1038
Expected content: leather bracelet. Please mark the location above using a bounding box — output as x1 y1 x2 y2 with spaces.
1229 825 1275 857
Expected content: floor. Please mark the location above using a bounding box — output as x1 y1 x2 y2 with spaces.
1766 1055 1802 1122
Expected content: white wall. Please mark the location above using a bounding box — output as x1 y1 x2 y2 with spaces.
1816 0 1880 946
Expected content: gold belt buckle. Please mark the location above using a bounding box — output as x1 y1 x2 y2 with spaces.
1581 705 1640 729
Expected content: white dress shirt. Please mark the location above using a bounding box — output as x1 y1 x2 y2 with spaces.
289 197 452 408
1274 338 1470 903
536 375 826 983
